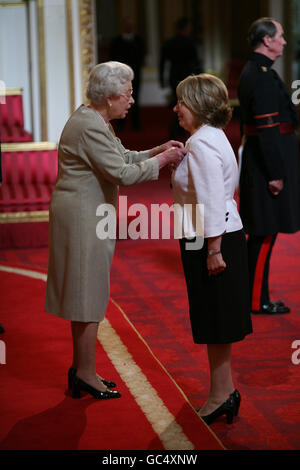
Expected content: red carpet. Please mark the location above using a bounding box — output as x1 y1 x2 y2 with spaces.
1 215 300 450
0 266 223 451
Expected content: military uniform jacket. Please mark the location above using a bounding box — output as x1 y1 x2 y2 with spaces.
238 52 300 235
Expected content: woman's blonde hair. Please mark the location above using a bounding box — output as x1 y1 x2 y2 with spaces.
176 73 232 128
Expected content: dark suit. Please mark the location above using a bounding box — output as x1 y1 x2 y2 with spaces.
238 52 300 311
110 33 145 130
159 33 201 138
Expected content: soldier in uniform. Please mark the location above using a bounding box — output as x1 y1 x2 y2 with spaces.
238 18 300 314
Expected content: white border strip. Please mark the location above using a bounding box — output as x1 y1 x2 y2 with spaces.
0 264 47 282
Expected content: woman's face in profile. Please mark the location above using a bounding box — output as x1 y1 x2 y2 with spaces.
173 99 197 134
109 81 134 120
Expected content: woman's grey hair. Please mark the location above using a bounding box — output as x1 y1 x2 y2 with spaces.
247 17 277 50
86 61 134 105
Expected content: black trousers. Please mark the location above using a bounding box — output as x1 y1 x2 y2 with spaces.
247 234 277 311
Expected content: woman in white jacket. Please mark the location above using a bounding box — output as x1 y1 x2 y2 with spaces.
172 74 252 425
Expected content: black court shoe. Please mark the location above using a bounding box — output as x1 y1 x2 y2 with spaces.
230 389 241 416
68 366 116 390
72 376 121 400
200 394 236 425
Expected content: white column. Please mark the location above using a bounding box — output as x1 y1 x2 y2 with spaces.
144 0 159 67
140 0 168 105
71 0 82 110
43 0 70 142
269 0 284 77
202 0 226 75
28 0 41 141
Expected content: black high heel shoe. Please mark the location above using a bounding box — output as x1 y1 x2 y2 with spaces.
230 389 241 416
72 375 121 399
198 394 236 425
68 366 116 390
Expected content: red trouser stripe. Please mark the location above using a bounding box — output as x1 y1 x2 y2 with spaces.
251 235 273 311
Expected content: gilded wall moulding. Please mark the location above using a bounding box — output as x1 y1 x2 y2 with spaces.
2 142 57 152
79 0 96 104
0 211 49 224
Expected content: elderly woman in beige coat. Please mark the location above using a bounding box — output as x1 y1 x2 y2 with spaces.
45 61 185 400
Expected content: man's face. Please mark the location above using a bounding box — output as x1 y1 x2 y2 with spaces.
268 21 287 59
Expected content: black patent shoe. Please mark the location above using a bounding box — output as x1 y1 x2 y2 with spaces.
72 376 121 399
230 389 241 416
198 395 236 425
68 366 116 390
252 301 290 314
269 300 290 311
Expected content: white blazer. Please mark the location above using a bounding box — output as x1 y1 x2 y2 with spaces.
171 124 243 238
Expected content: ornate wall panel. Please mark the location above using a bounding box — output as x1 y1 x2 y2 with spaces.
79 0 97 103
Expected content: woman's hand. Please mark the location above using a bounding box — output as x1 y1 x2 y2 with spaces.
149 140 184 157
159 140 185 152
156 145 186 169
207 252 227 277
206 235 226 276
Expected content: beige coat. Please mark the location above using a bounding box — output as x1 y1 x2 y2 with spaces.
45 105 159 322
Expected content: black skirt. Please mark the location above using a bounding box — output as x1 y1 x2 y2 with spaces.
179 229 253 344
